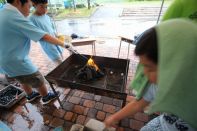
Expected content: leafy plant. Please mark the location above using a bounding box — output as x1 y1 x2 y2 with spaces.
0 0 6 4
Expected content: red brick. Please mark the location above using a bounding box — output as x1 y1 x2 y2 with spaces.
53 109 66 118
103 104 116 114
64 112 74 121
130 119 144 130
63 89 71 96
1 111 13 121
69 96 81 104
117 127 124 131
43 114 53 125
13 105 26 115
7 113 17 123
83 100 95 108
50 117 64 127
73 105 85 114
19 98 27 105
96 111 106 121
76 115 86 125
134 112 149 122
71 113 78 122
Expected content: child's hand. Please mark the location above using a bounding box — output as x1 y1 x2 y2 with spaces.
104 115 119 128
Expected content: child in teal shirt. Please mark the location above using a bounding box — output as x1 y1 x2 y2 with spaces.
30 0 63 65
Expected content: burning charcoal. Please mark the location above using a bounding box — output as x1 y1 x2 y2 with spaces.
76 65 104 81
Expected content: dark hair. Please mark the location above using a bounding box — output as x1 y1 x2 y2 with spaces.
134 27 158 64
7 0 28 6
31 0 48 4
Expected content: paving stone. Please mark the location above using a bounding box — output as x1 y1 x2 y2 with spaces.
63 121 74 131
36 125 50 131
69 90 75 96
71 113 78 122
43 114 53 125
96 111 106 121
52 109 66 118
100 96 113 105
84 117 91 125
73 105 85 114
82 93 94 100
116 127 124 131
69 96 81 104
95 102 103 110
50 117 64 127
76 115 86 125
0 111 13 121
115 106 121 112
106 113 112 118
63 88 71 95
94 95 101 101
83 100 95 108
18 98 27 105
42 105 56 114
121 118 130 128
79 99 85 106
7 113 18 124
130 119 144 130
83 108 89 116
63 102 74 111
73 90 82 97
87 108 97 118
64 112 74 121
103 104 116 114
113 99 122 107
13 105 27 115
134 112 149 122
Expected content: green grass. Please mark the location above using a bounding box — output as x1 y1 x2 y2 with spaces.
52 0 172 19
54 7 97 20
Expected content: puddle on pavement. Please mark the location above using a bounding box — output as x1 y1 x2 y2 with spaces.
9 103 53 130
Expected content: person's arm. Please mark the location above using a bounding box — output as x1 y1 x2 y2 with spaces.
42 34 65 47
104 98 150 127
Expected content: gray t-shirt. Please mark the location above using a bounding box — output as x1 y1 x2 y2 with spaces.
142 84 195 131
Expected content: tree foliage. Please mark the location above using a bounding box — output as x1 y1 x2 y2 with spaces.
0 0 6 4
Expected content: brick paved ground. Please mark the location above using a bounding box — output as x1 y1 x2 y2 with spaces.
0 38 156 131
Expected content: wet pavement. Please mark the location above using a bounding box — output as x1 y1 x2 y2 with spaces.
0 3 170 131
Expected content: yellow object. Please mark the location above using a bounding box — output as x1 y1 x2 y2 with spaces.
57 35 65 42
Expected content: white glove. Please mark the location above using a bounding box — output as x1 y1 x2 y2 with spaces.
64 43 77 54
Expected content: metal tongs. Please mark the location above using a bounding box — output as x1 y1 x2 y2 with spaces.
65 44 88 61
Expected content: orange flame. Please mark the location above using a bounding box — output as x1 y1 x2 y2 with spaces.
87 57 99 71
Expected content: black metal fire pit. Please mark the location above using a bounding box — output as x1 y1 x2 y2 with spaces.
45 54 129 107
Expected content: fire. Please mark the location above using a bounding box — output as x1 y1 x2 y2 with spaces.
87 57 99 71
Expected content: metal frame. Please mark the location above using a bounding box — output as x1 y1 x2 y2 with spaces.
118 36 134 59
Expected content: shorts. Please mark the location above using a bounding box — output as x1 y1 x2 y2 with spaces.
12 71 45 88
140 116 163 131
